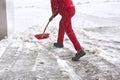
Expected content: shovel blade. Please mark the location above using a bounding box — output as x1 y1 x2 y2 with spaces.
34 33 49 39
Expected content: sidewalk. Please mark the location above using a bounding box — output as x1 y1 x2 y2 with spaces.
0 25 120 80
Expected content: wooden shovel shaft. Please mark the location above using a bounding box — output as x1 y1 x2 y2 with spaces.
43 21 50 34
41 21 50 38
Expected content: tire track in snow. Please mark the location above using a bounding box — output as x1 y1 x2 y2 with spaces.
0 42 19 71
11 41 38 71
35 41 83 80
57 49 120 80
25 41 69 80
48 29 120 80
52 53 82 80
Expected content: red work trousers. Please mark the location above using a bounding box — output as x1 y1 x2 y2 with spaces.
57 7 82 51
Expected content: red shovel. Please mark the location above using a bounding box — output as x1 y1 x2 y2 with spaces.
34 21 50 39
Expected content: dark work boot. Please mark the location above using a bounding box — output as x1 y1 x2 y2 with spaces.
54 42 64 48
72 49 86 61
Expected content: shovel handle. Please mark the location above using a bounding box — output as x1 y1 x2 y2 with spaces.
42 21 50 34
41 21 50 38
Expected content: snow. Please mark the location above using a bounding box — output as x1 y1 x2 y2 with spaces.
0 0 120 79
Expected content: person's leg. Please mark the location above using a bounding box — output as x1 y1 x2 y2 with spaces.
64 17 82 51
57 18 65 43
62 7 82 51
63 7 86 61
64 16 86 61
54 17 65 48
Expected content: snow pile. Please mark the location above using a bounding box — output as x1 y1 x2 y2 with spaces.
0 39 8 57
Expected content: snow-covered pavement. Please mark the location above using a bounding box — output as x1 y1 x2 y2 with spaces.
0 23 120 80
0 26 120 79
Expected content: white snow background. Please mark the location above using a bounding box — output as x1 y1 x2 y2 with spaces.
0 0 120 79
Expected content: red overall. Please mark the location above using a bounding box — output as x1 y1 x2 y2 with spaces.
51 0 82 51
